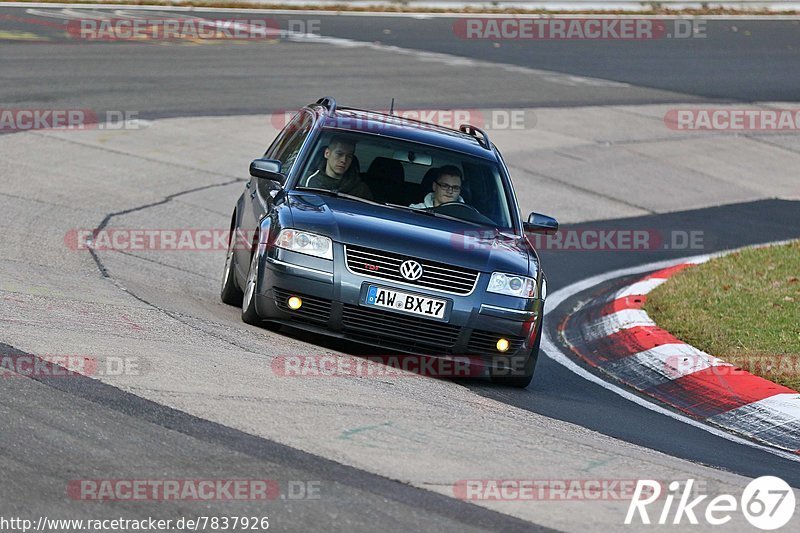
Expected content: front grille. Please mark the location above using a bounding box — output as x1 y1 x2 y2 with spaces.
344 245 479 295
273 288 332 325
467 329 526 357
342 304 460 354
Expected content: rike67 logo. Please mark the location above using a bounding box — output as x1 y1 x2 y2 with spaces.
625 477 795 530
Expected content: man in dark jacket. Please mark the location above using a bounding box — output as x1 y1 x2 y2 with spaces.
305 136 373 200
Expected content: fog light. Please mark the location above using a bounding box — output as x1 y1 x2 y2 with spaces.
287 296 303 310
496 338 510 352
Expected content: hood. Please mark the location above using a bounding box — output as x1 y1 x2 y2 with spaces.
286 191 533 274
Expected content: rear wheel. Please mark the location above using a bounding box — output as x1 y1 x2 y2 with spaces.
220 225 243 306
241 244 262 325
490 325 542 388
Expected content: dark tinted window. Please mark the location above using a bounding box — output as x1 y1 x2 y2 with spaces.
296 129 515 230
269 112 314 176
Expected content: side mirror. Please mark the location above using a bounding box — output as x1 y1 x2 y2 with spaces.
249 158 287 185
523 212 559 235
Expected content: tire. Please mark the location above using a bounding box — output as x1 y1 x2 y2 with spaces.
490 324 542 388
241 243 262 325
220 226 243 306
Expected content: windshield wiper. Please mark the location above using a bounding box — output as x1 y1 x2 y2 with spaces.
384 202 421 211
385 203 493 230
295 186 339 197
295 187 376 204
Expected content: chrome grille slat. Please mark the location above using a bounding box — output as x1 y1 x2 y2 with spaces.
347 255 399 268
346 249 403 262
419 270 473 281
344 244 479 296
419 265 475 275
417 275 474 286
411 279 472 290
352 269 405 280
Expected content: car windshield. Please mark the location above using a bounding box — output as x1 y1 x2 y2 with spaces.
295 129 516 230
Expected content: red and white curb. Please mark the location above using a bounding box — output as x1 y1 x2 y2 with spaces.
559 257 800 454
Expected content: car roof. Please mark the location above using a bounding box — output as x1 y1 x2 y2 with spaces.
311 105 499 161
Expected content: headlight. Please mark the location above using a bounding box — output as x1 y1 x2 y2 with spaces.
275 229 333 260
487 272 536 298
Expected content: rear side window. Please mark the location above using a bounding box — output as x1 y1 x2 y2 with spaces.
268 112 314 177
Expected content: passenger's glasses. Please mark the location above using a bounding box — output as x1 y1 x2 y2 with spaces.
436 182 461 193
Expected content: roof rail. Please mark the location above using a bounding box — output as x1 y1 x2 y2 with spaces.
459 124 491 150
315 96 337 116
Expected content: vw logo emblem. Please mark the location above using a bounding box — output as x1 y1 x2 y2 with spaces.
399 260 423 281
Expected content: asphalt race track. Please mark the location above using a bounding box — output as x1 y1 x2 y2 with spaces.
1 5 800 531
4 9 800 115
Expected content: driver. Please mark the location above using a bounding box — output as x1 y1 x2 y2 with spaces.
305 136 373 200
410 165 463 209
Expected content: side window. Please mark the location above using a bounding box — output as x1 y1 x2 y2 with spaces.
272 114 313 177
265 112 303 158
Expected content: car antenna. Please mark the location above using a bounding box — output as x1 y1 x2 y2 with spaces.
390 98 396 116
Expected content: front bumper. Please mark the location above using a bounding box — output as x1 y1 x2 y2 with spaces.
252 243 543 367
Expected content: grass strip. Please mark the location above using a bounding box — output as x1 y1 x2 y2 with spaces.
645 241 800 391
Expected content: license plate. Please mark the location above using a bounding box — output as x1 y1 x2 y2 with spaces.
365 286 447 319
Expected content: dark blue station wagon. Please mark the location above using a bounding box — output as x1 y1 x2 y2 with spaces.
220 97 558 387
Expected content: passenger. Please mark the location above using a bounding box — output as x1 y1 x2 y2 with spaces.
409 165 463 209
305 136 373 200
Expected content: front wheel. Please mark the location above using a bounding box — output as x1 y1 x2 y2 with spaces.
490 325 541 388
241 246 262 325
